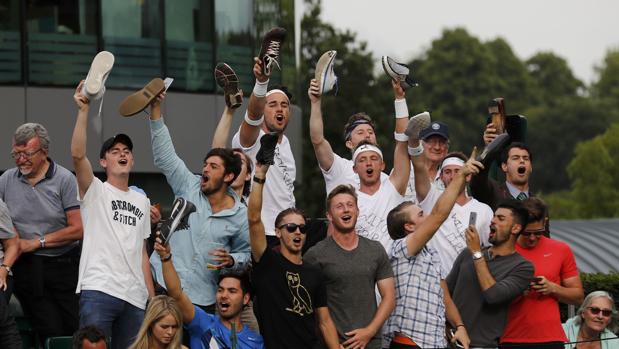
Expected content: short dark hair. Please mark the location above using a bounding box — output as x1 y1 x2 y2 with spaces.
522 197 548 223
274 207 306 230
387 201 415 240
500 142 532 164
73 326 106 349
204 148 241 185
232 148 252 198
497 199 529 234
343 112 376 141
218 270 252 295
326 184 358 211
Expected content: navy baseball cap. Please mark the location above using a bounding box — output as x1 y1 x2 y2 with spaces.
420 121 449 140
99 134 133 159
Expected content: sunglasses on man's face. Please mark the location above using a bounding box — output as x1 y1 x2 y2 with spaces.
521 228 545 237
588 307 613 317
278 223 307 234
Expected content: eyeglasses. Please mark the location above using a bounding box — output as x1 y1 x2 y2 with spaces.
588 307 613 317
10 148 43 160
521 228 545 237
277 223 307 234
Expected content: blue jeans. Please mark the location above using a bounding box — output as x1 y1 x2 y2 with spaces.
79 290 144 349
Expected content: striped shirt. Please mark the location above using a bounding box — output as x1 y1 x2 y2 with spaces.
385 238 447 349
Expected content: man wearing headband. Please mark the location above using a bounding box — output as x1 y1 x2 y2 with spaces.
411 149 493 272
349 81 412 254
232 59 296 246
308 79 404 197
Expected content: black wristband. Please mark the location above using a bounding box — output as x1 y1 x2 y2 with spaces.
253 176 266 184
161 253 172 262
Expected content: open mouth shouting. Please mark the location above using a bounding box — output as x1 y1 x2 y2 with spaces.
517 166 526 175
341 214 352 224
292 236 302 245
118 158 128 166
275 113 284 123
218 301 231 313
488 225 496 239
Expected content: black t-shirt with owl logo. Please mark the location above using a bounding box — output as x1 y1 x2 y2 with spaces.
252 247 328 349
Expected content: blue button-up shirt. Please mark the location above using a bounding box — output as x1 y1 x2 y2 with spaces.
149 118 250 306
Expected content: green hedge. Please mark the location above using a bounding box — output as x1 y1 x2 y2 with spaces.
560 272 619 324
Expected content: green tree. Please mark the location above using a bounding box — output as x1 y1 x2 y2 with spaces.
526 52 583 104
297 0 393 217
592 49 619 107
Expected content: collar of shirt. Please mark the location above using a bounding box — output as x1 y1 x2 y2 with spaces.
505 181 528 199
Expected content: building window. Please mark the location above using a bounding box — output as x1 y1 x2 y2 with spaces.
26 0 97 86
215 0 254 93
165 0 214 92
102 0 162 89
0 0 22 83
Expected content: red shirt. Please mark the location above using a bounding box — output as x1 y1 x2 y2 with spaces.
500 236 579 343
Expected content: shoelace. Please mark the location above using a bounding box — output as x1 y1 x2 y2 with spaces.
91 88 105 134
264 40 282 70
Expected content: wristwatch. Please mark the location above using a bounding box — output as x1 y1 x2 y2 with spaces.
472 251 483 260
39 236 46 249
0 264 11 273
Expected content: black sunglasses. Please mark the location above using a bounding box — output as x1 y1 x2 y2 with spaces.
588 307 613 317
278 223 307 234
521 228 545 237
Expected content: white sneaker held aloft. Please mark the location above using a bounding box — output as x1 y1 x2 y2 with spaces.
315 50 338 95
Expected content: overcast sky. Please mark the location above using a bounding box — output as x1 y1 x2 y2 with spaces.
297 0 619 84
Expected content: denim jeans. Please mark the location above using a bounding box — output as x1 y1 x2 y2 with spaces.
79 290 144 349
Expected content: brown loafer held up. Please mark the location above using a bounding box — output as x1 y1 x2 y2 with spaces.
119 78 165 117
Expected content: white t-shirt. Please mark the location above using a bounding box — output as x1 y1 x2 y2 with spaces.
76 178 151 309
232 130 296 236
356 180 405 255
419 183 493 275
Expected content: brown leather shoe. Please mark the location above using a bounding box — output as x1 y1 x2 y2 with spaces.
215 63 243 109
119 78 165 117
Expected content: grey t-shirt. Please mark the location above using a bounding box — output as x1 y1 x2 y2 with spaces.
0 199 16 265
446 247 534 348
304 235 394 349
0 160 80 257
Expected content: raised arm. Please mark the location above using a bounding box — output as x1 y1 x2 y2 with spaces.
153 237 195 323
308 79 335 171
247 163 269 262
71 80 94 199
239 58 268 148
211 106 235 148
389 80 411 195
410 138 431 201
406 150 482 256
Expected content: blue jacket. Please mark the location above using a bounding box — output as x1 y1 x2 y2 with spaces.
149 117 250 306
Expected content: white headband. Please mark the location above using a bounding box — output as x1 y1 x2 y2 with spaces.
441 157 465 169
352 144 383 163
266 89 290 102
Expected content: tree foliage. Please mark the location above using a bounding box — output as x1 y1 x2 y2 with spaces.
297 0 619 219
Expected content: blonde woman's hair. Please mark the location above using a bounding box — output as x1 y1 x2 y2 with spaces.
128 295 183 349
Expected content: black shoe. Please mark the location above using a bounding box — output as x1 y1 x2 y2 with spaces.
477 133 511 167
215 63 243 109
159 197 196 245
258 27 286 76
256 132 278 165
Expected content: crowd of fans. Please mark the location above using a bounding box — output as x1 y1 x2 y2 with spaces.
0 27 617 349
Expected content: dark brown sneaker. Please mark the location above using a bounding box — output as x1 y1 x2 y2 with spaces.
258 27 286 76
256 132 279 165
118 78 165 117
215 63 243 109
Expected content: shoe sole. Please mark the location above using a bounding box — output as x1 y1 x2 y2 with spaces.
161 198 196 244
406 111 431 137
477 133 510 165
119 78 165 117
215 63 243 109
315 50 337 95
84 51 114 98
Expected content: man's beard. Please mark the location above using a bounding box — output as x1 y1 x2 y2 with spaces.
202 176 225 196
